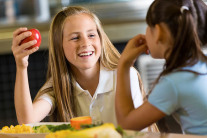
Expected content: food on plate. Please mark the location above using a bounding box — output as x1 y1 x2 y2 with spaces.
34 124 73 133
33 125 51 133
20 28 41 49
0 121 122 137
70 116 92 130
0 124 33 133
45 123 121 138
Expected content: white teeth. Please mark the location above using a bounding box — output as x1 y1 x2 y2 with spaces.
79 52 93 57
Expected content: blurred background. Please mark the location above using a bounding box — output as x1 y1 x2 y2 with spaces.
0 0 206 132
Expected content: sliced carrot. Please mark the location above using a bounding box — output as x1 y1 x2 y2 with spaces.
70 116 92 130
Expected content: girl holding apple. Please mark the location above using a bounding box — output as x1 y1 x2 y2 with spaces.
12 6 156 131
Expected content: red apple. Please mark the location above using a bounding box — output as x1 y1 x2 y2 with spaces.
20 28 41 49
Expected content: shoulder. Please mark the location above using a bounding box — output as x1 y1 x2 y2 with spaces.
161 69 195 84
155 76 176 89
40 77 53 91
181 60 207 74
35 78 54 100
148 74 180 104
148 77 179 115
153 73 181 93
101 66 116 78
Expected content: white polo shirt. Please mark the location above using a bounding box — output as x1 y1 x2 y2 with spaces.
38 65 143 126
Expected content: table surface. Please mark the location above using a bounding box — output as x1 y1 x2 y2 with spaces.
1 131 207 138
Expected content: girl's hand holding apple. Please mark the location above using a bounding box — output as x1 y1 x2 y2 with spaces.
11 28 41 69
20 28 41 49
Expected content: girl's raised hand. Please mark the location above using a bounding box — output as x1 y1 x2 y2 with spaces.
11 27 39 69
119 34 148 68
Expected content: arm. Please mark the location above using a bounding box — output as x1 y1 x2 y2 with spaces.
115 34 166 130
12 28 51 124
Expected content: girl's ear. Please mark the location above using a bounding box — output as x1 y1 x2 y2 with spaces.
154 24 163 44
155 23 173 45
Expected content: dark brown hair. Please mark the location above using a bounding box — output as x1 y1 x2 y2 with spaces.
146 0 207 75
146 0 207 132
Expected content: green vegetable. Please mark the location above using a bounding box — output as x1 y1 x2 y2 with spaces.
34 125 51 133
47 124 73 132
33 124 74 133
116 125 124 135
80 122 103 129
33 123 123 135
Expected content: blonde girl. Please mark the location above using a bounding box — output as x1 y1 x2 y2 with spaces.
12 6 146 128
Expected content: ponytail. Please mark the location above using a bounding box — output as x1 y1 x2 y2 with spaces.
165 7 202 73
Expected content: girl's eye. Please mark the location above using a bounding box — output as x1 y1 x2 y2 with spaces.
71 37 79 40
89 34 95 38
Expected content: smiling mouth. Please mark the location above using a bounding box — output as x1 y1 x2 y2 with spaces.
78 51 93 57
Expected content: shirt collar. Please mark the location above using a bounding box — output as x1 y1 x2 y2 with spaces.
74 64 114 96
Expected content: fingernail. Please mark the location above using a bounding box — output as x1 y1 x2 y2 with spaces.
33 40 37 44
146 50 150 55
26 32 31 36
22 27 27 30
139 39 143 45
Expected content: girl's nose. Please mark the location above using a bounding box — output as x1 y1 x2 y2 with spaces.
80 37 91 47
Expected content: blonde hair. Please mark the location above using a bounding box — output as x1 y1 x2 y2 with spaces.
34 6 121 122
32 7 160 132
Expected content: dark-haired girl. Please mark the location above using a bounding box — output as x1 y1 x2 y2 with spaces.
116 0 207 135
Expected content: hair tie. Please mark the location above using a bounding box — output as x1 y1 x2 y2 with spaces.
180 6 189 13
62 7 67 10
